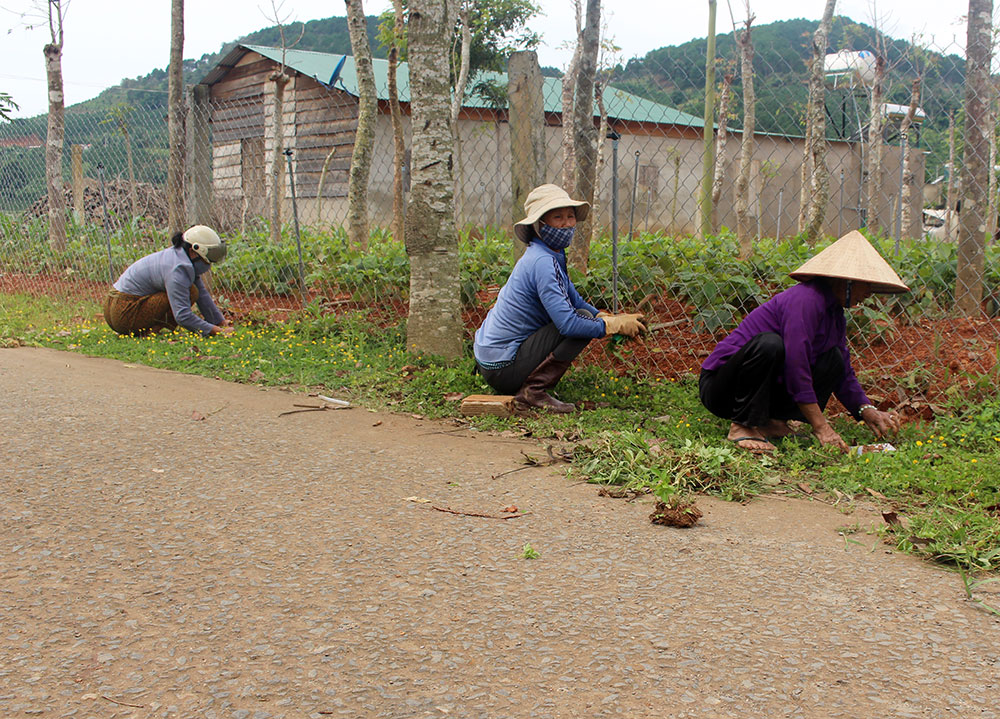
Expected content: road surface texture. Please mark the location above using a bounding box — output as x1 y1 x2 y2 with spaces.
2 347 998 718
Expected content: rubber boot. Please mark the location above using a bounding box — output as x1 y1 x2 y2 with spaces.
513 353 576 413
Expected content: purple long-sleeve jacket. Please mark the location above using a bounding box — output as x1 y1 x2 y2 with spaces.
701 280 870 414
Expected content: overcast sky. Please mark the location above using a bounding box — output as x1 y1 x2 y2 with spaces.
0 0 974 120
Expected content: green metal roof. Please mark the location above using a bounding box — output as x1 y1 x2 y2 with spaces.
230 44 703 129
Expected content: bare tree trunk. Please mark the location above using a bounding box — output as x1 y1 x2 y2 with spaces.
567 0 601 274
956 0 993 315
735 12 756 257
168 0 185 234
43 40 66 252
405 0 463 360
508 51 546 226
988 96 998 241
590 80 609 247
269 72 288 244
865 54 887 235
945 113 958 239
698 0 717 240
450 2 471 228
898 78 921 239
711 72 732 207
345 0 377 251
123 124 137 219
388 0 406 244
560 0 583 192
799 0 835 240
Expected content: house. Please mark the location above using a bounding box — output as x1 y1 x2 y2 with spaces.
198 43 710 231
198 44 922 238
0 134 43 149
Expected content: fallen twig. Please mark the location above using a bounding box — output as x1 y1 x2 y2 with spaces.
101 696 145 709
431 505 531 520
278 404 350 417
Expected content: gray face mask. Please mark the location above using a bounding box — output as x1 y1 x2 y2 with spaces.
192 258 212 274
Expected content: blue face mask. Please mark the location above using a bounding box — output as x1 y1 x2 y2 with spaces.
537 223 575 251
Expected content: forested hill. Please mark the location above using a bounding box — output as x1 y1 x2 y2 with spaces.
73 15 386 113
616 17 965 174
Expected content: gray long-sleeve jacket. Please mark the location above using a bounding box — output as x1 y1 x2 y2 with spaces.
113 246 224 336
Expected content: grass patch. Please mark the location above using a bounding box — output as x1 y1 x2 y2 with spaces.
11 295 1000 573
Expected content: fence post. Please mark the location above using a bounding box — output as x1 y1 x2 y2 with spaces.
71 144 84 224
507 50 545 258
186 83 213 227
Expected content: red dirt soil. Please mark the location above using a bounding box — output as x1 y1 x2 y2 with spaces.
5 272 999 413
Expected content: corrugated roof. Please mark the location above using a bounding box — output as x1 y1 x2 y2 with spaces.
203 44 703 129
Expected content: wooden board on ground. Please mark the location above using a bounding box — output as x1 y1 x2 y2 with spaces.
460 395 515 417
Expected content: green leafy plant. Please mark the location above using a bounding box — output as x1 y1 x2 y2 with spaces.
520 543 540 559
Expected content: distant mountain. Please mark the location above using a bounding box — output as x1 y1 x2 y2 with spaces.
615 17 966 176
72 15 385 113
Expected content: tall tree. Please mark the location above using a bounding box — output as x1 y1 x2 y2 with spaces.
567 0 600 274
560 0 583 192
168 0 185 234
734 8 756 257
450 1 473 226
698 0 717 240
387 0 407 245
865 52 888 235
43 0 67 252
955 0 993 314
711 71 733 207
898 78 921 238
799 0 835 243
345 0 377 251
945 112 957 238
263 2 303 245
405 0 463 359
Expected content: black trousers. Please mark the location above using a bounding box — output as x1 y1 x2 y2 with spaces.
699 332 845 428
477 309 595 395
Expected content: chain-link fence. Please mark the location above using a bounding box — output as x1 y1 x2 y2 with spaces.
2 28 998 404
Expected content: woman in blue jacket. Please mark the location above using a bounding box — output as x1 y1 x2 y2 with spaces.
103 225 231 337
474 184 645 413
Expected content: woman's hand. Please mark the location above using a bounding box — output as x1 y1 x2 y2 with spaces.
211 324 234 336
813 423 849 452
602 313 646 337
861 407 900 439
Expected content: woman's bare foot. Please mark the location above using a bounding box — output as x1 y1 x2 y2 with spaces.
725 423 776 454
762 419 794 438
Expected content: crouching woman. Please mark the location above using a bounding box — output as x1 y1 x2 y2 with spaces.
103 225 231 337
473 184 645 413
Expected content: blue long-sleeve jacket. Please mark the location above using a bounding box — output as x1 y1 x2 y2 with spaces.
113 246 224 336
473 241 605 365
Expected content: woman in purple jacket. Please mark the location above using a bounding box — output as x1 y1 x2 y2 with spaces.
699 231 905 454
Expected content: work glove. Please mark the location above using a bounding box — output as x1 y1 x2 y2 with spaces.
602 313 646 337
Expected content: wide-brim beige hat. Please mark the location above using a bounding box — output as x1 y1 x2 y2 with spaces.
789 230 909 293
513 184 590 243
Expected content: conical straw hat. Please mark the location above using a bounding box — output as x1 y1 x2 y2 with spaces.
789 230 909 293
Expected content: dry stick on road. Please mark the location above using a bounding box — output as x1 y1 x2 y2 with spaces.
431 505 531 520
101 696 145 709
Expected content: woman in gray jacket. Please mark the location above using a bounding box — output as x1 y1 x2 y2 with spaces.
103 225 231 337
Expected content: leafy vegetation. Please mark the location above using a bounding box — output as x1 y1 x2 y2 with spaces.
4 217 999 330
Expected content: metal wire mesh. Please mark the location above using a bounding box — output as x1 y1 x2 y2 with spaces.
1 31 997 401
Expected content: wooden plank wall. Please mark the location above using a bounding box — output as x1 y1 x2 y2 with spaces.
208 51 359 207
291 81 358 199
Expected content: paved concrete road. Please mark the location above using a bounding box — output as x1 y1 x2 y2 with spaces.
1 347 998 719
